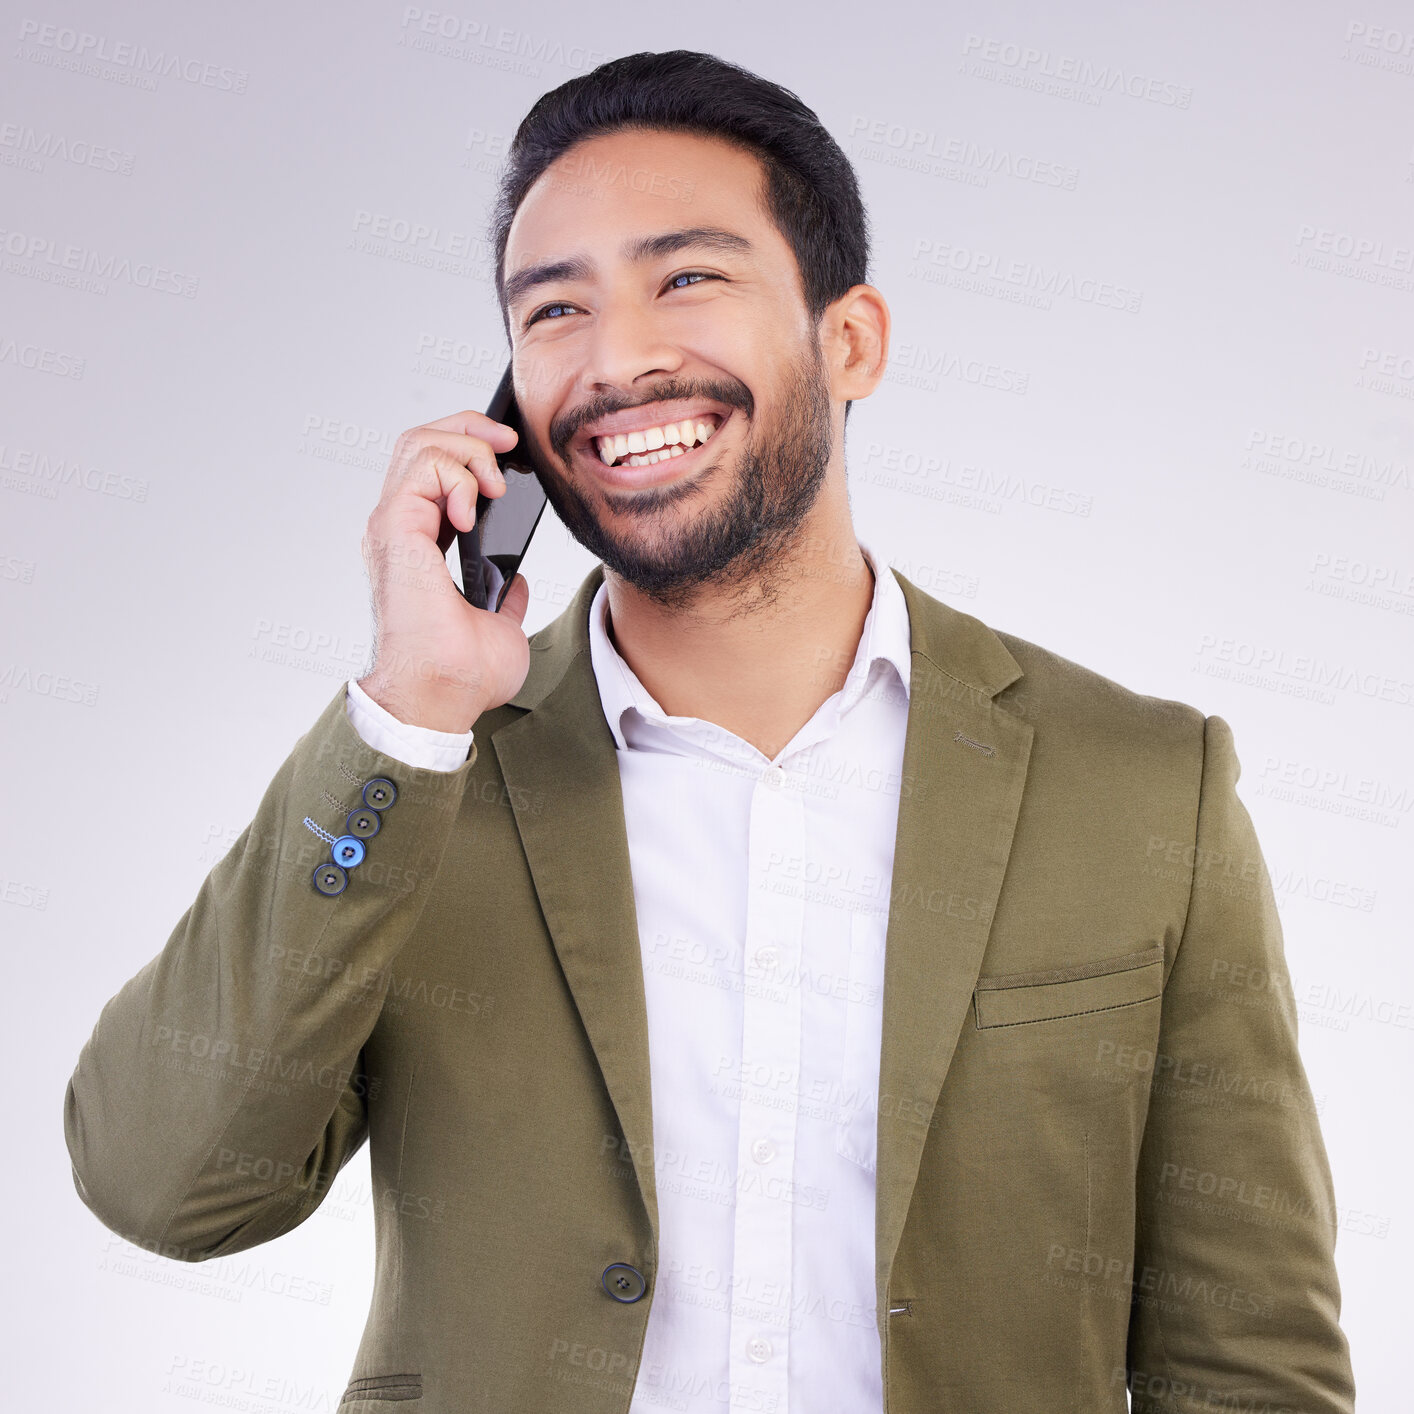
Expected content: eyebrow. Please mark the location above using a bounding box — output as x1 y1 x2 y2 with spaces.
503 226 754 311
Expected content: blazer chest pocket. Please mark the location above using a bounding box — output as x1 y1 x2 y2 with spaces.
972 943 1164 1029
339 1373 422 1405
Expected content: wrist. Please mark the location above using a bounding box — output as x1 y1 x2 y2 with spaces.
355 673 488 734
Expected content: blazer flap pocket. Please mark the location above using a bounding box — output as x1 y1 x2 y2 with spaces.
973 943 1164 1029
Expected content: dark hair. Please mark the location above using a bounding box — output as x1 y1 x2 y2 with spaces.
489 49 871 353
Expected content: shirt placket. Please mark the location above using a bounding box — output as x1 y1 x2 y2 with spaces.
728 757 805 1414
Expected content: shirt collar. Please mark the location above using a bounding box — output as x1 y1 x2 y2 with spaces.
587 538 912 754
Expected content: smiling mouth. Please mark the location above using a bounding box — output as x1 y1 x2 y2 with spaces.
588 412 725 469
571 412 729 489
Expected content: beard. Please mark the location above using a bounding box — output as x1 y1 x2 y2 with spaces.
527 339 835 612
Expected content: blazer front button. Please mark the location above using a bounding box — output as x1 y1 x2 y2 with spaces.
601 1262 647 1303
363 777 398 810
312 863 348 896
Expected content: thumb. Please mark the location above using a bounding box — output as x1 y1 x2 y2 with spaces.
496 572 531 627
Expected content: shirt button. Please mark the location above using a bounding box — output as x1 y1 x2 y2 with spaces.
751 1138 777 1164
753 945 780 973
746 1335 773 1362
761 766 785 791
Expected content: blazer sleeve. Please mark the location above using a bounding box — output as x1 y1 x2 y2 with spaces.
62 682 478 1261
1127 714 1356 1411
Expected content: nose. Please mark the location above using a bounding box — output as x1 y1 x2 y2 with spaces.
578 297 684 398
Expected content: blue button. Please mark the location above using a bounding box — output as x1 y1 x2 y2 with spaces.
313 863 348 896
601 1262 647 1303
331 835 366 868
363 777 398 810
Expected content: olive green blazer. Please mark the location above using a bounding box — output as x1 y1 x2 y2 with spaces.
63 565 1355 1413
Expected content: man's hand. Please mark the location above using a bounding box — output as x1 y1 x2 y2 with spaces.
357 410 533 733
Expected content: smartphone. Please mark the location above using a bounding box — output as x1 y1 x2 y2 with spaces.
456 363 549 611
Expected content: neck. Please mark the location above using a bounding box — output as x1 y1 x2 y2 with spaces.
602 489 875 760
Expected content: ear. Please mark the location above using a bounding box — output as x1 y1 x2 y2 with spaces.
819 284 890 403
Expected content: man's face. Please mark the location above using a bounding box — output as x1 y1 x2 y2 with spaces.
501 128 838 606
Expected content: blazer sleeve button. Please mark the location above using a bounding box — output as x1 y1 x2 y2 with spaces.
601 1262 647 1303
330 836 366 869
345 807 382 840
312 862 348 896
363 778 398 811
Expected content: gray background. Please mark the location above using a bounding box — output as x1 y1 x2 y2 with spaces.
5 0 1410 1405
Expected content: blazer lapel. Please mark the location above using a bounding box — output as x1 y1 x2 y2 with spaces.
491 567 661 1249
873 571 1033 1332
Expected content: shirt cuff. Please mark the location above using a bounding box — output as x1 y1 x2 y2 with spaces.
344 678 476 773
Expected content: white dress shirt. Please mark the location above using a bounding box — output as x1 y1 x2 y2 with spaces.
344 540 912 1413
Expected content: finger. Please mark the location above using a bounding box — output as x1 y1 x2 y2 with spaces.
387 442 506 529
393 429 511 502
438 459 504 545
496 572 531 627
417 409 520 453
370 457 488 565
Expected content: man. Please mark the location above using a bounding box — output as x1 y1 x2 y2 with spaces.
64 50 1355 1414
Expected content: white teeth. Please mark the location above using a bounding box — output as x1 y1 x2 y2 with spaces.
623 449 674 466
592 413 722 466
622 447 686 467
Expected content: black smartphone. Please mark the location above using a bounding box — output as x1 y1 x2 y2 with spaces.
456 363 549 611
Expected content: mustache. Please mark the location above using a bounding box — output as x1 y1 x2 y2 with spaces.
548 377 755 461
